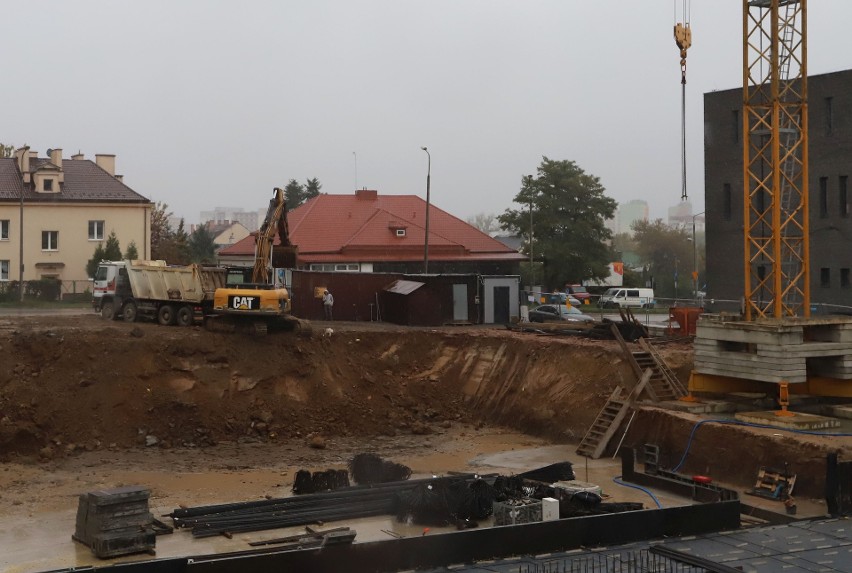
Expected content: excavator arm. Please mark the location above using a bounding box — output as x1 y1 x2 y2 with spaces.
252 187 296 284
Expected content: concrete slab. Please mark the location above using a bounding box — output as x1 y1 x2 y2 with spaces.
823 404 852 420
734 410 842 430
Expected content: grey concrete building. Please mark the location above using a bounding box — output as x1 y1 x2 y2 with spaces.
705 69 852 311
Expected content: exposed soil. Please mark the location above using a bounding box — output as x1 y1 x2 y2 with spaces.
0 314 850 500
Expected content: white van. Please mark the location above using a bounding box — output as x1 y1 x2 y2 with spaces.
598 288 655 309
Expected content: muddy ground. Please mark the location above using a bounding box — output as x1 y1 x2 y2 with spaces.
0 313 850 503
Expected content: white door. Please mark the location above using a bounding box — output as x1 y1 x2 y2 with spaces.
452 284 468 321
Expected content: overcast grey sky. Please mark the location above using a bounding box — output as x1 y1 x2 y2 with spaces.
4 1 851 226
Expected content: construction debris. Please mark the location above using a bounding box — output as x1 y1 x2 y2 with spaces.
73 486 156 559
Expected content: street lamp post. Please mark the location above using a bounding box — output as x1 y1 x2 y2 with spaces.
692 210 705 301
526 175 534 287
420 147 431 274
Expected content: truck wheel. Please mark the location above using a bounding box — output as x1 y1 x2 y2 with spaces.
123 302 138 323
158 304 176 326
176 306 194 327
101 302 115 321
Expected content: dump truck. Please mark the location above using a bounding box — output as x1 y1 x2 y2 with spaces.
92 260 227 326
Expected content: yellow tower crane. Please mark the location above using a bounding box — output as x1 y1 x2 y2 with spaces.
742 0 809 319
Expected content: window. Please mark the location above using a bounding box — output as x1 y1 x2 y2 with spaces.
310 263 359 272
395 229 406 237
732 109 740 142
723 183 732 220
841 176 849 218
820 267 831 288
43 178 54 192
88 220 105 241
0 219 8 240
842 268 850 289
0 260 8 281
819 177 828 218
825 96 833 135
42 231 59 251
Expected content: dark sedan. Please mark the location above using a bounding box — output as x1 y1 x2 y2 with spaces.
528 304 594 323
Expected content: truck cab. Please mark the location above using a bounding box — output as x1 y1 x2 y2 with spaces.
92 261 132 320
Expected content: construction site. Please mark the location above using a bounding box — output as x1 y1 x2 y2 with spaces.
3 1 852 572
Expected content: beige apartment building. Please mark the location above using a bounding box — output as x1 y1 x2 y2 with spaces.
0 147 152 293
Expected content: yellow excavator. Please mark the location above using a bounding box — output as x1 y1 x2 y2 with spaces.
209 187 307 334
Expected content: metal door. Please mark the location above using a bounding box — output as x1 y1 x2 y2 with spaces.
493 286 510 324
452 284 468 321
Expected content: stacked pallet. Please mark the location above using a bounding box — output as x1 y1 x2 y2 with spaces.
73 486 155 558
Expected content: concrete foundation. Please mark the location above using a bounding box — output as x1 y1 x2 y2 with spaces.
734 409 841 430
694 314 852 386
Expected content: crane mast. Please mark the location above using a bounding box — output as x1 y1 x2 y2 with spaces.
742 0 809 319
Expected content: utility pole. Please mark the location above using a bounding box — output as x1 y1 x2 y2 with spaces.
527 175 534 287
420 147 431 274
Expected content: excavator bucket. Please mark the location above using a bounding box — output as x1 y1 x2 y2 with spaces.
272 245 298 269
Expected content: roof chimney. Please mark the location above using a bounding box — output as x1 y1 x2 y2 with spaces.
28 150 38 160
15 146 30 174
49 148 63 167
72 152 84 161
95 154 116 176
355 189 377 201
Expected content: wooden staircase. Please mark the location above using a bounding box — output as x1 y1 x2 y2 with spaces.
575 326 688 459
637 338 688 399
576 370 651 459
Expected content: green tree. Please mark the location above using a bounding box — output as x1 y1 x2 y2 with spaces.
151 201 174 260
163 219 191 265
85 231 122 277
188 224 217 264
0 143 15 158
124 240 139 260
284 178 322 209
499 158 617 289
86 244 106 278
304 178 322 204
631 219 694 300
103 231 122 261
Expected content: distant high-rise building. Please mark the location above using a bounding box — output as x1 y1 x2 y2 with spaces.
200 207 259 231
615 200 649 235
667 200 705 232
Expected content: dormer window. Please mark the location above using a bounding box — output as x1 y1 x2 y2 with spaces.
388 220 407 237
43 178 54 192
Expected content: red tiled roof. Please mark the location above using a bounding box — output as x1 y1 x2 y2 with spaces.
219 191 524 264
0 158 149 203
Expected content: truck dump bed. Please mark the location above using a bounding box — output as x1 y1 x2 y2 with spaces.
126 261 226 304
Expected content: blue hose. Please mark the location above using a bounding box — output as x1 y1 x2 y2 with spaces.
672 418 852 473
613 475 663 509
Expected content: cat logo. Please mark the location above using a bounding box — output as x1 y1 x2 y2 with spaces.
228 295 257 310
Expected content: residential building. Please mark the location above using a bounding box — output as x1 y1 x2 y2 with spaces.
218 189 525 275
614 200 649 236
200 207 259 231
0 147 152 290
704 69 852 307
198 220 250 251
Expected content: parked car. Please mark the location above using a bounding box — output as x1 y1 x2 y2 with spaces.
546 292 582 307
528 304 594 323
565 284 592 303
